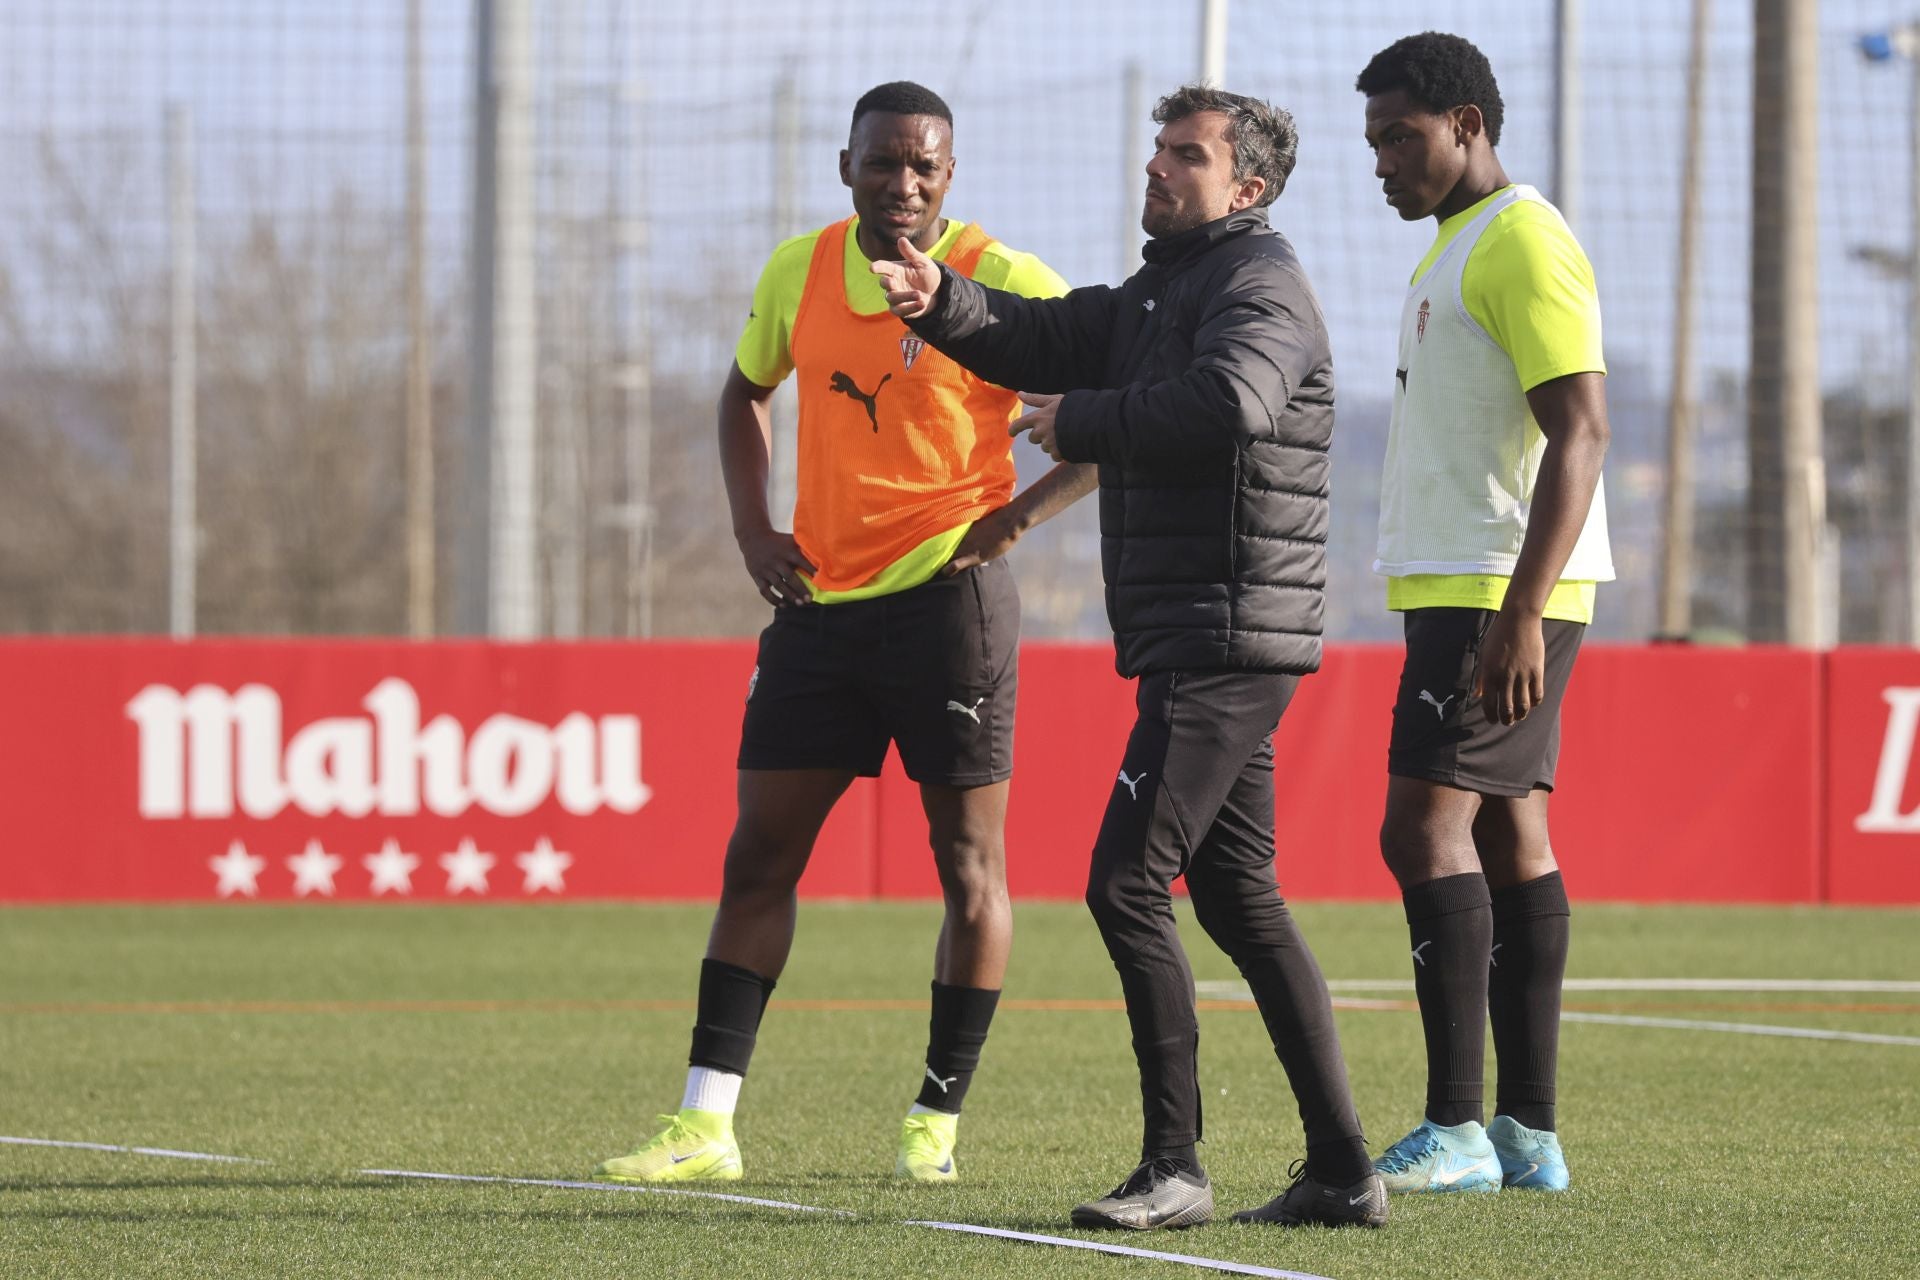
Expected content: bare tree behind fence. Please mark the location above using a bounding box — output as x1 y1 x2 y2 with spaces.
0 1 1909 644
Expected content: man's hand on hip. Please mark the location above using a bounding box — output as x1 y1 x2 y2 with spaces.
737 528 816 608
871 237 943 319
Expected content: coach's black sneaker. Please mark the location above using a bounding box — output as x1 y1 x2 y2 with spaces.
1231 1161 1388 1229
1070 1156 1214 1231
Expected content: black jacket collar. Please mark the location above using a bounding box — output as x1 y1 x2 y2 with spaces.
1141 207 1270 271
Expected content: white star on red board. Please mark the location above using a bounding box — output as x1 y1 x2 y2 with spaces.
439 838 496 896
514 836 572 895
286 839 344 898
209 841 266 899
363 839 421 897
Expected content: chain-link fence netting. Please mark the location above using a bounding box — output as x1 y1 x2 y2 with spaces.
0 1 1908 642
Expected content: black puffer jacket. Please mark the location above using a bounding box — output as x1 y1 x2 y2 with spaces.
911 208 1333 677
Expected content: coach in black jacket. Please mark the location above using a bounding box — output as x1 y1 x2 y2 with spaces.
878 86 1384 1232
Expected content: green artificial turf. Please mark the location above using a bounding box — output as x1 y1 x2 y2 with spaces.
2 901 1916 1278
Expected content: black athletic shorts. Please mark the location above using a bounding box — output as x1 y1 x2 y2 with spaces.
736 557 1019 787
1387 607 1586 798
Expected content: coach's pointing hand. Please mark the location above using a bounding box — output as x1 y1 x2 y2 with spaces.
1010 391 1064 461
872 237 944 319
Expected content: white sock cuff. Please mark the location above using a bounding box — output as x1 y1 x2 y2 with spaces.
682 1066 743 1115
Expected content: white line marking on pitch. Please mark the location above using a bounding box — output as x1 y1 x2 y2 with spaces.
1556 979 1920 993
1560 1012 1920 1047
910 1220 1337 1280
9 1137 1336 1277
1200 979 1920 995
0 1136 263 1163
359 1168 854 1215
1197 982 1920 1047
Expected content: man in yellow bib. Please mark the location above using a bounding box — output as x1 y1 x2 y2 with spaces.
1357 33 1612 1196
592 81 1089 1187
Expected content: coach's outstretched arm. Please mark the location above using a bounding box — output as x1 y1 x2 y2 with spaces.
881 236 1319 468
1049 262 1317 468
876 237 1116 395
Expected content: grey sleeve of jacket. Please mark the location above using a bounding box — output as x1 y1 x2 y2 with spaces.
1050 256 1321 467
908 264 1120 394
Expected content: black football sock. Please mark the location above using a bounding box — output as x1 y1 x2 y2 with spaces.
1228 899 1369 1180
914 982 1001 1114
688 958 776 1076
1403 872 1493 1128
1306 1136 1376 1187
1490 871 1571 1133
1142 1143 1201 1177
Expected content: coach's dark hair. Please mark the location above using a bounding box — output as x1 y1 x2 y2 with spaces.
1152 85 1297 204
1355 31 1505 147
850 81 953 134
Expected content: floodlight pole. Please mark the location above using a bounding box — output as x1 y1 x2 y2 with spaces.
1861 21 1920 645
1659 0 1711 639
487 0 538 639
466 0 538 638
1120 61 1144 281
1750 0 1822 647
459 0 495 635
1553 0 1582 229
1907 37 1920 648
405 0 434 638
167 104 197 640
1199 0 1226 86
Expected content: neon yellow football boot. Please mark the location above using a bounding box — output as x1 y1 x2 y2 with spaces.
895 1110 958 1182
594 1110 741 1183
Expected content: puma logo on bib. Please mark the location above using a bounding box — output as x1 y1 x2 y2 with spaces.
828 370 891 432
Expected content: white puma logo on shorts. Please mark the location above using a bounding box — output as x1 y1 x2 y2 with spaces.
1418 689 1456 720
1117 770 1147 800
946 697 985 724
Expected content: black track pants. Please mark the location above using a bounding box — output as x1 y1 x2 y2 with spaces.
1085 670 1364 1157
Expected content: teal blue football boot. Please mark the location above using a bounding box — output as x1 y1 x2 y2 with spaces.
1487 1114 1570 1191
1373 1119 1502 1194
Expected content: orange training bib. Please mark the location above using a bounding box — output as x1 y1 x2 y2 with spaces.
788 218 1020 593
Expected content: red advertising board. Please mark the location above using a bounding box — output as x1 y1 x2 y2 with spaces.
1268 648 1403 901
1824 650 1920 904
0 639 1901 905
0 640 874 903
1550 646 1823 903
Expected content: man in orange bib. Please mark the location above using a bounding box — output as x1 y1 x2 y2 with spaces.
593 81 1090 1186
